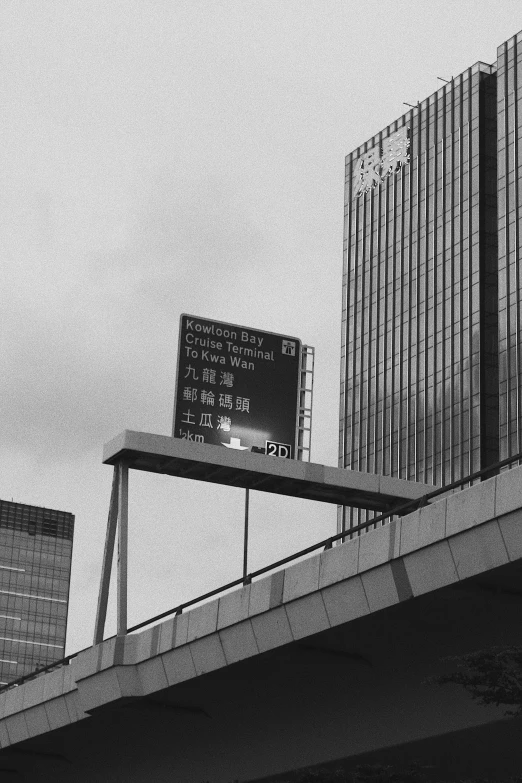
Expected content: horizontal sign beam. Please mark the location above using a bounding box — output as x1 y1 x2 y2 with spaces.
103 431 434 512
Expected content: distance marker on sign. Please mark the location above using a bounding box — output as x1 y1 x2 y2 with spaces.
265 441 292 459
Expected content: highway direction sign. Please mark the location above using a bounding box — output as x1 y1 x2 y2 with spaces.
173 314 301 457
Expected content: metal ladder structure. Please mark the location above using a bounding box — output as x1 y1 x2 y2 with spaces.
297 344 314 462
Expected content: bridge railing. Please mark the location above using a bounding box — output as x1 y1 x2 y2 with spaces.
2 448 521 695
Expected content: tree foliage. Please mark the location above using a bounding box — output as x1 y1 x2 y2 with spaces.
277 647 522 783
280 764 522 783
292 762 429 782
431 645 522 717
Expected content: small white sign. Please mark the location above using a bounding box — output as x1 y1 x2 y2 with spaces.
266 440 292 458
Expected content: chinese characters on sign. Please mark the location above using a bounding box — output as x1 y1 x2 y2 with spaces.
353 127 410 197
173 315 302 457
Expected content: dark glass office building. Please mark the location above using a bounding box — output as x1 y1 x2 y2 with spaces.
497 32 522 459
339 56 500 532
0 500 74 685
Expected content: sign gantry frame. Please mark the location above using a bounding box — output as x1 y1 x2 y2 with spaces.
93 432 434 645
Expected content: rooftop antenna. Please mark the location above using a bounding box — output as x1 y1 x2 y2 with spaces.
437 76 451 83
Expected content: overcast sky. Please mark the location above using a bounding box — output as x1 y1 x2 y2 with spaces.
1 1 520 654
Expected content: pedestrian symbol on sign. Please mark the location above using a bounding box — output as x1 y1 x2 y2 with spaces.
282 340 296 356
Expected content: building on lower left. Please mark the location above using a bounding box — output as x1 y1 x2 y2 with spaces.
0 500 74 686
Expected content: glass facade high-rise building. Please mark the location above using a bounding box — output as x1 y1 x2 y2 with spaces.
0 500 74 685
340 55 502 532
497 33 522 459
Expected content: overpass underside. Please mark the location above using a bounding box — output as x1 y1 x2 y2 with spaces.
1 466 522 781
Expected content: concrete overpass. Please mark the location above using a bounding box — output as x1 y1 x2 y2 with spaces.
0 456 522 780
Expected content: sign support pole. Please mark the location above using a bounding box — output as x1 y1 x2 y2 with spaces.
243 488 249 583
117 459 129 637
93 466 120 645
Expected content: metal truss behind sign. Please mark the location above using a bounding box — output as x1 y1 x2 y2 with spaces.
297 344 314 462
